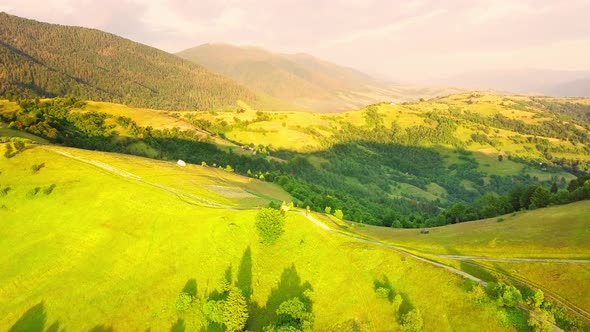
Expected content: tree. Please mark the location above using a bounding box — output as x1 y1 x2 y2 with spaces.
550 182 558 194
334 209 344 220
498 155 503 162
487 282 522 307
274 297 313 332
401 309 423 332
223 287 249 332
175 292 193 313
530 186 551 209
255 208 286 244
324 206 332 214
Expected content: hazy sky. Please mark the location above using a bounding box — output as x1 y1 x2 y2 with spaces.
3 0 590 82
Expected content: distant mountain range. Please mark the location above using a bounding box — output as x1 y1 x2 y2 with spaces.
0 13 256 111
435 69 590 98
177 43 463 112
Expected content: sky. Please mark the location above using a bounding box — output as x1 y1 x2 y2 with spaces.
2 0 590 82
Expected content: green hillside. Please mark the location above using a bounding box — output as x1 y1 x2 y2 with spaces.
0 144 516 331
0 13 257 111
2 94 589 229
177 43 463 112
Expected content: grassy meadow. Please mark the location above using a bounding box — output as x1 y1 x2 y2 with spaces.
352 201 590 259
0 144 518 331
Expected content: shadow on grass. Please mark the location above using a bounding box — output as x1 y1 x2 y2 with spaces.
89 325 114 332
373 274 394 302
8 302 47 332
182 279 198 298
236 246 252 301
250 264 313 329
170 318 185 332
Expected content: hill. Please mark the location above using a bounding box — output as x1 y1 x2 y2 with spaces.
435 69 590 97
0 13 257 111
0 143 516 331
177 43 463 112
3 93 589 228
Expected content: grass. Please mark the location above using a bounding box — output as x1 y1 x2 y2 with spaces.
352 201 590 259
0 144 516 331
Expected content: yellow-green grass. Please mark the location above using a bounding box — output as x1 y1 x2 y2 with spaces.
0 100 20 113
352 201 590 259
0 145 514 331
476 261 590 315
0 128 50 144
80 101 197 131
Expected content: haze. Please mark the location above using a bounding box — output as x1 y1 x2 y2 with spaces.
3 0 590 83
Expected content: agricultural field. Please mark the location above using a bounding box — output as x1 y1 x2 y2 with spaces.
0 144 516 331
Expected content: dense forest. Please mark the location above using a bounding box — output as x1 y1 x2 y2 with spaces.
3 97 590 228
0 13 257 111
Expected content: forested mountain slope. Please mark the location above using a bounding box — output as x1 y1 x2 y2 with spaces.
0 13 257 111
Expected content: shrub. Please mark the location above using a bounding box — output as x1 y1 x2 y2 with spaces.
324 206 332 214
4 144 14 158
31 162 45 174
27 187 41 197
43 184 56 195
0 186 11 196
255 208 286 244
401 309 423 332
469 284 487 304
487 282 522 307
334 209 344 220
496 217 505 223
392 294 403 313
375 287 391 299
175 292 193 313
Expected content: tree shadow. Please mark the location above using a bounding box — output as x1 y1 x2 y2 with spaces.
45 322 61 332
250 264 313 328
444 246 498 283
170 318 185 332
373 274 394 302
181 279 198 298
9 302 47 332
236 246 252 301
89 325 114 332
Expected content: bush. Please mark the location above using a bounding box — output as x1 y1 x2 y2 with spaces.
175 292 193 313
487 282 522 307
469 284 487 304
43 184 56 195
31 162 45 174
401 309 423 332
255 208 286 244
496 217 505 223
375 287 391 299
334 209 344 220
27 187 41 198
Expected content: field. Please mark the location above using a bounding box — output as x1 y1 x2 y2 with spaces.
0 144 516 331
353 201 590 259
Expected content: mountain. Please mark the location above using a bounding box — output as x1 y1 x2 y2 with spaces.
435 69 590 97
177 43 462 112
0 13 257 111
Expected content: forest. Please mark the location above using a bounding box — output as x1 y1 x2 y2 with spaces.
3 97 590 228
0 13 256 111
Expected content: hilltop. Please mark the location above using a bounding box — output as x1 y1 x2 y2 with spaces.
0 13 257 111
177 43 463 112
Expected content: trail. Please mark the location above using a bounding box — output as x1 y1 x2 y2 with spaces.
46 147 238 210
438 255 590 264
300 212 570 331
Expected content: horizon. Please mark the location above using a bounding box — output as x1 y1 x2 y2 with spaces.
2 0 590 84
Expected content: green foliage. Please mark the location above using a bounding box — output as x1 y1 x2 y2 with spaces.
469 284 488 304
334 209 344 220
392 294 403 313
175 292 193 313
375 287 391 300
203 300 224 324
273 297 313 332
255 208 286 244
222 287 249 332
324 206 331 214
486 282 522 308
530 186 551 209
0 13 256 110
527 309 555 332
401 309 423 332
